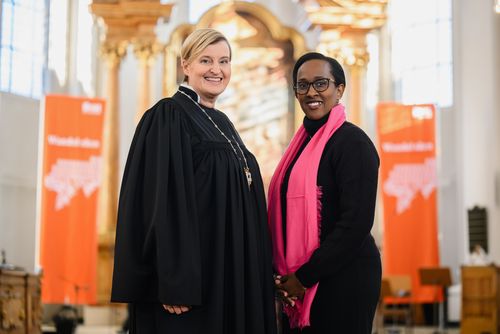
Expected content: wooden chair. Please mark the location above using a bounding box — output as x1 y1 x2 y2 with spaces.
419 267 452 333
375 276 414 334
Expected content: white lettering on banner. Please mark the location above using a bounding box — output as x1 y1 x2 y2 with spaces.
47 135 100 149
411 106 433 120
81 101 103 115
382 141 434 153
44 156 102 210
383 158 437 214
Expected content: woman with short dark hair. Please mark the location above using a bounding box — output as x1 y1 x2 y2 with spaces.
269 52 381 333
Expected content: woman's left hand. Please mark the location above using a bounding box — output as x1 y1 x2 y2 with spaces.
276 273 306 300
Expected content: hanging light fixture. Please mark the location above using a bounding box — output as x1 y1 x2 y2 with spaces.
496 0 500 13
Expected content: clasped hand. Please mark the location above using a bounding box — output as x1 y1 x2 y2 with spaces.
162 273 307 313
162 304 191 315
274 273 306 307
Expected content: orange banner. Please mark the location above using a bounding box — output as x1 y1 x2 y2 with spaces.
376 103 440 303
39 95 105 304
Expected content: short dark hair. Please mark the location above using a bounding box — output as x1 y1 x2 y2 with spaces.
292 52 346 87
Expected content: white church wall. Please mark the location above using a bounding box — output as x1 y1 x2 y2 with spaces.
455 0 500 265
0 92 40 272
437 104 462 281
118 47 140 178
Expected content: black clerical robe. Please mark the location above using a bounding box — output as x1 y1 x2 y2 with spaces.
111 86 277 334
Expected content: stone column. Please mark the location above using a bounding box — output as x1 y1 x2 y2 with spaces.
346 62 367 127
134 40 160 123
96 39 127 303
163 45 178 98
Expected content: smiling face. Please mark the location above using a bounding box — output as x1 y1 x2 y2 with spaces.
182 41 231 107
295 59 344 120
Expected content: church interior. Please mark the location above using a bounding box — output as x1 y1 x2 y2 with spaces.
0 0 499 333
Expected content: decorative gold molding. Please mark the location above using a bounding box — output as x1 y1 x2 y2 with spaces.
319 43 370 67
133 39 162 66
91 0 174 64
318 29 370 68
301 0 388 30
300 0 388 68
100 40 128 66
90 0 173 34
196 1 307 59
0 287 24 330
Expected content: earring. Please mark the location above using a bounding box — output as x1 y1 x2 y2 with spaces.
336 98 339 104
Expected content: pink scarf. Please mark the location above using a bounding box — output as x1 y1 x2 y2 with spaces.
268 104 346 328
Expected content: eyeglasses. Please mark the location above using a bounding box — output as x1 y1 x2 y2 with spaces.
294 78 336 95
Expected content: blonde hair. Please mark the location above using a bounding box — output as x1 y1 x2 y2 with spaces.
181 28 232 82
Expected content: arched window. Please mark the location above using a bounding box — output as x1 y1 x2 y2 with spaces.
0 0 47 98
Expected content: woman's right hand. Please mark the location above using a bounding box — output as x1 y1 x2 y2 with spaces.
162 304 191 315
274 275 298 307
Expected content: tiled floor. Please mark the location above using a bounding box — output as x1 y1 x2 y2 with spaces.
376 327 460 334
75 327 121 334
68 325 461 334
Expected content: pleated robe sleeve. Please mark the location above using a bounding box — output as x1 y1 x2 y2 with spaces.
111 98 201 306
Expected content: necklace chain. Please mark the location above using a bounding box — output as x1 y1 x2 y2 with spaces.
178 90 252 189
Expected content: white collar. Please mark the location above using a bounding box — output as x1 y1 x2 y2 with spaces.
179 83 201 103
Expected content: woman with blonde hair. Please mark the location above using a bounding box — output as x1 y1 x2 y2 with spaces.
111 28 277 334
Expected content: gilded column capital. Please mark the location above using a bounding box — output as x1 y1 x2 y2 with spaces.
100 40 128 66
133 39 163 66
318 30 370 69
321 46 370 69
